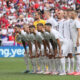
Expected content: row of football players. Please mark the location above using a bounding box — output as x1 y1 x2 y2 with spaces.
15 10 80 75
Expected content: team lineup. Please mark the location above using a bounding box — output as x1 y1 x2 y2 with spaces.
15 10 80 76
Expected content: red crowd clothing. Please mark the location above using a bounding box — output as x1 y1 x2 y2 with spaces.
77 0 80 4
13 0 17 3
62 6 68 10
34 3 39 9
0 17 9 29
56 3 59 7
8 36 15 41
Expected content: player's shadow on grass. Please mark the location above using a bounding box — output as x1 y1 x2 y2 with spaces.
0 72 25 75
0 72 49 76
0 72 42 76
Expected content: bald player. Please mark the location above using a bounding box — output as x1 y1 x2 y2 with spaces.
57 10 65 35
63 10 74 74
56 10 66 73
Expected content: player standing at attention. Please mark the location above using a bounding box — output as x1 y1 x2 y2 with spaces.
56 10 65 73
63 10 75 74
69 11 80 75
61 10 74 74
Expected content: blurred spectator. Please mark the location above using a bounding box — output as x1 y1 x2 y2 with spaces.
1 26 8 41
33 12 46 30
7 26 14 41
0 0 78 46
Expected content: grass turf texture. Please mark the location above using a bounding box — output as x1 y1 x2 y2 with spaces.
0 58 80 80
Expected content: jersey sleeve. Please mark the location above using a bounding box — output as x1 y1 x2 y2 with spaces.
53 19 58 27
54 33 59 39
21 30 26 35
39 33 44 40
51 29 59 40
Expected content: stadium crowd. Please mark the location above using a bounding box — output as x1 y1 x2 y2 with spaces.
0 0 77 46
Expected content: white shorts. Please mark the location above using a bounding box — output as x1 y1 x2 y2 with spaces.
27 46 29 53
68 39 73 54
61 39 70 57
32 44 36 56
49 42 54 55
77 46 80 54
37 44 44 56
41 44 44 56
26 46 30 57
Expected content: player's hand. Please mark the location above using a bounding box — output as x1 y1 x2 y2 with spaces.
58 53 62 58
49 55 53 59
49 49 52 54
36 51 39 58
53 55 56 58
36 54 39 58
58 49 62 58
46 53 49 57
30 56 35 59
39 51 42 57
30 56 33 59
25 51 27 54
54 52 58 58
29 50 32 55
76 40 79 47
46 50 49 57
33 56 36 58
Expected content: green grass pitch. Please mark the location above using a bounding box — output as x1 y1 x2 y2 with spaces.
0 58 80 80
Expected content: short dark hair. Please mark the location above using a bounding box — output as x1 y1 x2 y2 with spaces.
37 12 42 16
37 23 44 27
45 23 52 27
29 25 35 28
15 25 21 28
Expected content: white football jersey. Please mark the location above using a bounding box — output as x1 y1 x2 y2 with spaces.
58 19 65 37
20 30 27 41
34 31 44 44
16 30 27 43
49 29 64 44
41 31 50 41
28 33 35 43
46 17 58 30
63 19 71 39
23 32 30 42
70 19 80 47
